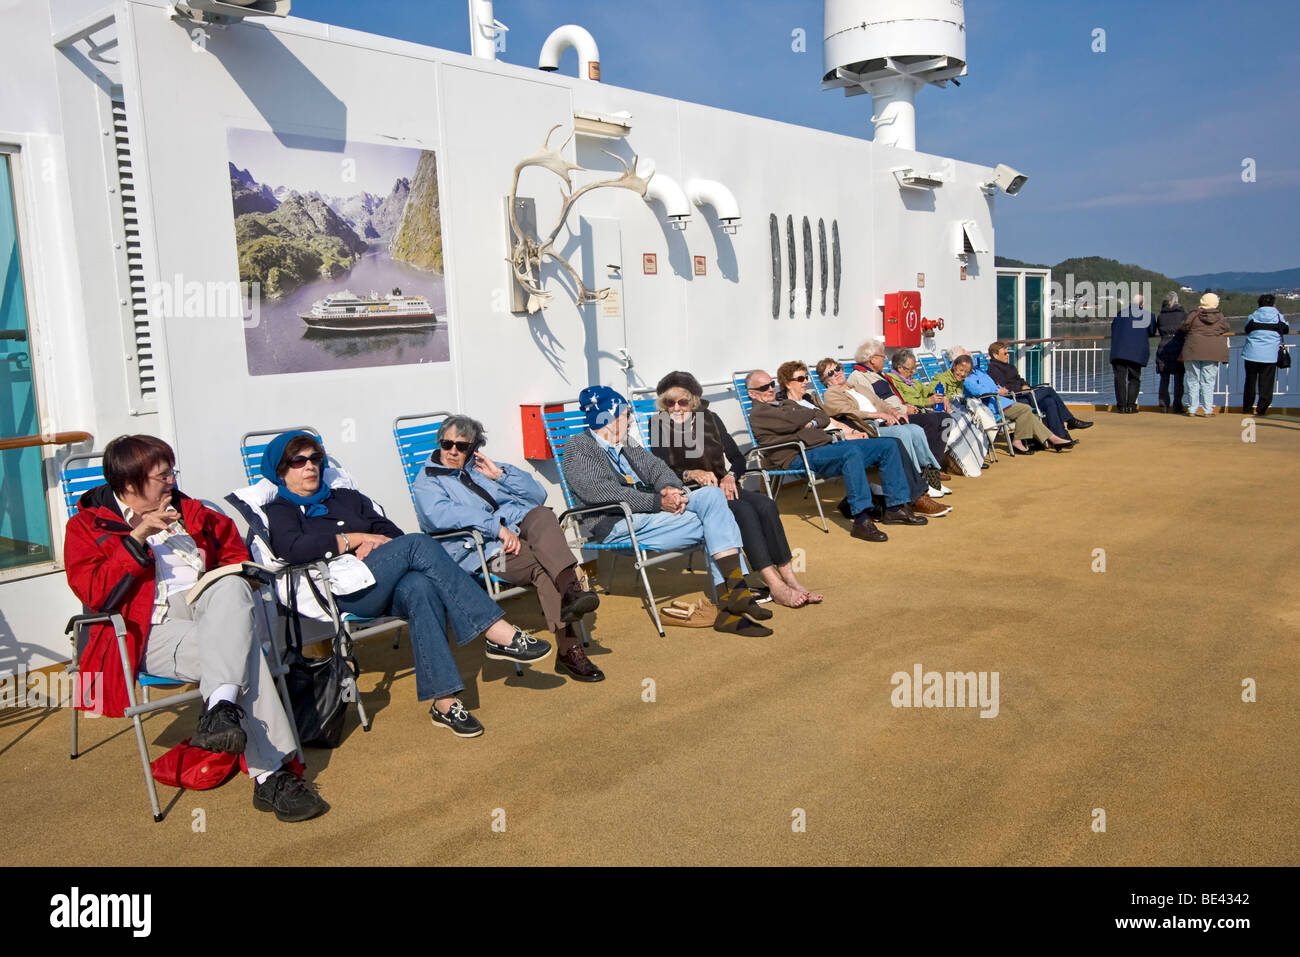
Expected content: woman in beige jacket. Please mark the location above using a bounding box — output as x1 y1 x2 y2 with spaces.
1179 293 1231 416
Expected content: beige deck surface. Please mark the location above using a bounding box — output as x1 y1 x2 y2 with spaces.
3 410 1298 865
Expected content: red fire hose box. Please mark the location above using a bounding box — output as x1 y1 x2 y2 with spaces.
520 404 564 459
883 291 923 347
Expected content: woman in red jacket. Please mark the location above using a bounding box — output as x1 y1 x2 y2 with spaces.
64 434 326 822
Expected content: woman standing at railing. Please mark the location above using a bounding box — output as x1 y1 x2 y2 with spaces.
1179 293 1231 417
1241 294 1289 416
1153 292 1187 413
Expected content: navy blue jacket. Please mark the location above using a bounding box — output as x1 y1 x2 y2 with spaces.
1110 307 1153 365
265 488 404 565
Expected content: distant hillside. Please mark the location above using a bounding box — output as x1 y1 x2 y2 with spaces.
1175 267 1300 293
234 194 367 296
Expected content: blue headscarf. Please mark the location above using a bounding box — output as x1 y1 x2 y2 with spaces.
259 430 332 517
579 385 629 431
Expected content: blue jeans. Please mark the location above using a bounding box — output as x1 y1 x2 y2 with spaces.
805 437 912 513
1185 360 1219 413
603 485 744 584
335 533 505 701
877 423 939 472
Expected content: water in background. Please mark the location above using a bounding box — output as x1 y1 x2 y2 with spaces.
244 245 450 376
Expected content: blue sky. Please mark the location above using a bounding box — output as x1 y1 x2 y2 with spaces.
300 0 1299 277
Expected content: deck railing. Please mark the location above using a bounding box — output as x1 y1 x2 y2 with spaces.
1009 335 1296 409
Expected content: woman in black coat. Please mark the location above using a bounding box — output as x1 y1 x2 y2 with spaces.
1153 292 1188 412
648 372 820 607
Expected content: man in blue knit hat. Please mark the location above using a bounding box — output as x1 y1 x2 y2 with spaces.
561 386 773 636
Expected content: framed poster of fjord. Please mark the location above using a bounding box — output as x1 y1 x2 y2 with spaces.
226 128 449 376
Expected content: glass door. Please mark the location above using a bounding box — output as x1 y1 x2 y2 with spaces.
0 152 52 572
1024 275 1045 383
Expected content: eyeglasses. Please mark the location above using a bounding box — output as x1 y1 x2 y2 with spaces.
148 468 179 484
666 398 693 409
790 374 809 383
827 366 843 377
439 440 474 453
288 453 325 469
751 382 776 392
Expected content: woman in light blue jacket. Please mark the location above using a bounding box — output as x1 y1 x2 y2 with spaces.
412 415 603 682
1241 294 1290 416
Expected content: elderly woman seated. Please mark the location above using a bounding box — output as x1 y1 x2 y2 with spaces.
648 371 821 608
411 415 603 682
848 340 988 477
562 385 773 636
262 431 551 738
814 358 952 498
986 341 1091 436
64 435 326 822
936 355 1075 454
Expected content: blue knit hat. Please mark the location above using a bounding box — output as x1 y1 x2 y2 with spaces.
578 385 629 430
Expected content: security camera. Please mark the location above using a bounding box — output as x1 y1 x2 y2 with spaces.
982 164 1028 196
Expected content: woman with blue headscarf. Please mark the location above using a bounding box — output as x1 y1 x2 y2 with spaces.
261 431 550 739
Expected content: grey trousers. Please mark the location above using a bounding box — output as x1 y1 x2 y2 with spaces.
1002 401 1054 443
144 577 295 779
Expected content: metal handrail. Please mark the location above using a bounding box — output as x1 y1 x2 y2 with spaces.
0 431 92 452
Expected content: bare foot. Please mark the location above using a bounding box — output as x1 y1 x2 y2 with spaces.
768 580 809 608
801 590 824 604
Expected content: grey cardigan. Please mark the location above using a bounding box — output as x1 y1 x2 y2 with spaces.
560 429 680 540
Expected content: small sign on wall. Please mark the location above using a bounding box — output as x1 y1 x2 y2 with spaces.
693 255 707 276
917 272 925 288
601 288 622 318
643 253 657 275
960 265 967 281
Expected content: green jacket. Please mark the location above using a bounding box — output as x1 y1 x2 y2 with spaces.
888 372 936 407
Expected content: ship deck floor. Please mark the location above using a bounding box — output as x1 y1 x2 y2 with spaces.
3 410 1298 865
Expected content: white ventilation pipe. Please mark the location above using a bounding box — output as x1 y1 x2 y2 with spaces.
539 24 601 81
468 0 507 60
645 172 691 229
686 179 741 233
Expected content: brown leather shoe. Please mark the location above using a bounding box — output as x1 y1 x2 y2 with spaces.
938 471 952 482
560 582 600 622
555 644 605 682
851 518 888 542
912 495 952 517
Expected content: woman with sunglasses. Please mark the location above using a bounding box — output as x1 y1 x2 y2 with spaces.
411 416 603 682
648 371 821 608
262 431 551 738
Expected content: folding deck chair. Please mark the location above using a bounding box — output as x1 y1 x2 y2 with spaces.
60 452 297 822
541 404 717 637
392 411 588 647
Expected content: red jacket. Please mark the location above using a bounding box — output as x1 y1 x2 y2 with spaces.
63 485 249 717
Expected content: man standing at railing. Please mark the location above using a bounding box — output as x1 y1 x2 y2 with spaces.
1110 293 1153 413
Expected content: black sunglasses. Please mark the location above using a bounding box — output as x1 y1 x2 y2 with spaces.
751 381 776 392
288 452 324 469
440 439 474 453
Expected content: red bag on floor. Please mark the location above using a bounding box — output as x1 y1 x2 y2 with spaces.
151 738 240 790
151 740 307 790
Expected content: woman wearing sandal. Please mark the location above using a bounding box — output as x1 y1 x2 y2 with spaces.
648 371 821 608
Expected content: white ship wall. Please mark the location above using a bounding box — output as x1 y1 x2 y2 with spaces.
1 0 999 671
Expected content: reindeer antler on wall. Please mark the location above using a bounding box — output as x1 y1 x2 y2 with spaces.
508 124 652 314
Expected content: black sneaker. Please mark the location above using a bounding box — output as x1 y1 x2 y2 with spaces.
191 700 247 754
484 628 552 664
430 698 485 738
252 770 328 822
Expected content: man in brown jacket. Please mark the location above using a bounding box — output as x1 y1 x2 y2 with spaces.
744 368 931 542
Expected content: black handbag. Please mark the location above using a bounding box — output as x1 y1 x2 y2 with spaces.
281 569 358 749
1278 344 1291 369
